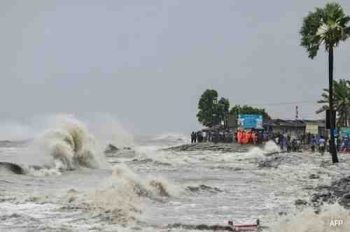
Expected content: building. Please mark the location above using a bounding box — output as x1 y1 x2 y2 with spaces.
263 119 327 137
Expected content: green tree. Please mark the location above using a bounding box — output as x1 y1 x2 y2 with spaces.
197 90 231 127
217 97 230 124
229 105 271 120
197 89 219 127
317 79 350 127
300 2 350 163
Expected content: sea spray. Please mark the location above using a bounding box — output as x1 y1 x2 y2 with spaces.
84 164 180 224
264 141 280 153
85 113 135 150
236 141 280 161
23 115 107 174
111 164 180 198
150 133 189 146
88 183 141 224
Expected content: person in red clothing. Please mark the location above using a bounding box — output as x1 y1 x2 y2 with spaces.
241 131 249 144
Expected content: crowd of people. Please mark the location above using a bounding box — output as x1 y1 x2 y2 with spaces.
336 136 350 152
234 129 268 144
190 129 270 144
190 128 350 154
307 134 350 153
191 130 234 143
267 133 350 154
272 133 303 152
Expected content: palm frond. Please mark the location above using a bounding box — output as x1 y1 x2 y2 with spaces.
301 3 350 55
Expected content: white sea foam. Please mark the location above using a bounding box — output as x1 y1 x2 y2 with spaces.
271 203 350 232
82 164 181 224
22 115 107 174
88 183 141 224
264 141 281 153
110 164 180 198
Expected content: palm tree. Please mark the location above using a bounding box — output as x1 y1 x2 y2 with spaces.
300 3 350 163
317 79 350 127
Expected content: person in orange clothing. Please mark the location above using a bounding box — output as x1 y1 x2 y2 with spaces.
241 131 249 144
246 130 252 144
237 129 243 144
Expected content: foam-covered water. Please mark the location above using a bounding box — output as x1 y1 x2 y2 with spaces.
1 116 350 231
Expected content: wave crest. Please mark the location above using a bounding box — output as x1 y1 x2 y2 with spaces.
27 115 105 173
111 164 179 198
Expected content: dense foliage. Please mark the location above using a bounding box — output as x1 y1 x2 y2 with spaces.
317 79 350 127
229 105 271 120
197 89 219 127
197 89 269 127
300 2 350 163
300 2 350 58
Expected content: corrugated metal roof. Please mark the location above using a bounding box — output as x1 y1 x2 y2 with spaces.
264 119 325 128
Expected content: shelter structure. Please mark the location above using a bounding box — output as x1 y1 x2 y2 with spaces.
263 119 327 137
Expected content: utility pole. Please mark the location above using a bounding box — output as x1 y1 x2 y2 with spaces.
295 105 299 138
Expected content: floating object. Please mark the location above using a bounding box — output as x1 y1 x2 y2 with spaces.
228 219 260 231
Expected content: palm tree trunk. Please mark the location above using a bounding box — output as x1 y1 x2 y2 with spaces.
329 45 339 163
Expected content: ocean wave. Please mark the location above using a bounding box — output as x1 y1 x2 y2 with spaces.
186 184 222 193
0 162 25 175
16 115 109 175
271 203 350 232
110 164 180 199
57 164 181 225
130 158 172 166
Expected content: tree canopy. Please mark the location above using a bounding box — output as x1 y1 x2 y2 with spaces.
196 89 220 127
229 105 271 120
300 2 350 58
197 89 270 127
317 79 350 127
300 2 350 163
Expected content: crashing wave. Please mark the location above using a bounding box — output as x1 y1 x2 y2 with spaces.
110 164 180 198
271 203 350 232
22 116 106 174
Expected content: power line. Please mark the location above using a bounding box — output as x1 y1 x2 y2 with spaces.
236 100 318 107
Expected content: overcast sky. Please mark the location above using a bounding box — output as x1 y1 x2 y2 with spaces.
1 0 350 134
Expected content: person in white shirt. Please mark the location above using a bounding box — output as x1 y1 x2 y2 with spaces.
318 136 326 155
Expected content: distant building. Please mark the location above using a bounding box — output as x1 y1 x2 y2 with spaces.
263 119 327 137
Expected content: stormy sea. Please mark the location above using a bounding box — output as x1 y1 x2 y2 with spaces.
0 115 350 232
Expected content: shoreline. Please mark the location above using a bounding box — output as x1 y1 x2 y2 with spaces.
164 142 264 153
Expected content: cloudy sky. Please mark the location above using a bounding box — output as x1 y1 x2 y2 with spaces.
1 0 350 134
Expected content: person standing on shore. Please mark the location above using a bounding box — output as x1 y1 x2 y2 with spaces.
311 136 317 152
319 136 326 155
279 134 284 150
237 129 243 144
191 132 195 143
